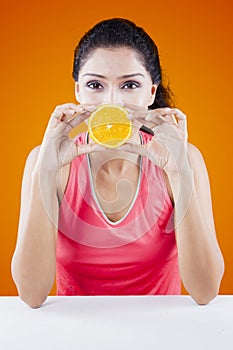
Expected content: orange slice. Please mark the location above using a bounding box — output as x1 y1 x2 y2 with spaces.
88 104 132 148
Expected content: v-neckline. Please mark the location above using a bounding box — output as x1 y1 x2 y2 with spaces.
86 132 143 225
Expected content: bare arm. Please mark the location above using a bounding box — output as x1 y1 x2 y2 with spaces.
120 106 225 304
168 143 224 305
11 147 58 308
11 103 102 308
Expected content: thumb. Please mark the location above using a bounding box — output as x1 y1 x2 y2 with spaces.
59 141 107 167
118 142 146 156
77 143 107 156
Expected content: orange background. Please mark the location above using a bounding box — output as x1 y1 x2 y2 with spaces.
1 0 232 296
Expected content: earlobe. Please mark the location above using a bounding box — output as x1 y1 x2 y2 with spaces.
149 84 157 105
75 82 80 102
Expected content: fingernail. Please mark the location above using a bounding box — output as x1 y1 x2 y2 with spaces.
88 106 97 111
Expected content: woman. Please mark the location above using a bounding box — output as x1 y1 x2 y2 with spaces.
11 18 224 308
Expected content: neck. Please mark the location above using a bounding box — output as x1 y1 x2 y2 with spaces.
87 131 141 175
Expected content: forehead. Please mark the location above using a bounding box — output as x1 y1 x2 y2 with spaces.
79 47 147 76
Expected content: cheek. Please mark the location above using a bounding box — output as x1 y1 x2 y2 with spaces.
139 89 155 106
77 90 103 105
123 91 151 107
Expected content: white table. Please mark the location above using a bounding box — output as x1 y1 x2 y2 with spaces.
0 295 232 350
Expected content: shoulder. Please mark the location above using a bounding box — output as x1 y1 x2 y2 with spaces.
187 142 204 159
26 145 41 163
22 146 41 176
187 142 208 174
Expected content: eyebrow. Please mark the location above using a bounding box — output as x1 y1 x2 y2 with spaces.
82 73 145 79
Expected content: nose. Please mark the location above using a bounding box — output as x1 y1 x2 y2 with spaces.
103 86 122 105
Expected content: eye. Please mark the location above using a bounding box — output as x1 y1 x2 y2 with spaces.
121 81 140 89
86 81 103 89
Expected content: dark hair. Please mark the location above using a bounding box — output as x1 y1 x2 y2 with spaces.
72 18 175 109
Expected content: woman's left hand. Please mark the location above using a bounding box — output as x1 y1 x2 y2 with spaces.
119 105 192 176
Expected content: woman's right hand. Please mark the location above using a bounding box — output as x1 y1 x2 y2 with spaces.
34 103 105 173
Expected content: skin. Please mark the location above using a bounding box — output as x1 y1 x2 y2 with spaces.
73 47 172 219
11 46 224 308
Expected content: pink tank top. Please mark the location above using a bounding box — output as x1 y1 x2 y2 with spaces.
56 131 181 295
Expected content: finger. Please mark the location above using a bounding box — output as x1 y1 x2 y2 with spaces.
127 110 166 129
50 105 80 127
123 103 148 113
145 108 186 130
127 110 148 121
49 109 77 129
76 143 107 156
54 103 81 112
124 105 171 127
145 114 176 130
118 138 166 168
53 104 85 122
123 104 149 121
130 118 157 134
145 111 175 124
52 105 96 129
158 108 186 124
59 140 108 167
117 142 146 156
130 120 156 137
170 108 187 130
52 104 96 121
150 107 171 115
61 105 96 122
63 110 91 129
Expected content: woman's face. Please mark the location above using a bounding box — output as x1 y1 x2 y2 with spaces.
75 47 157 108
